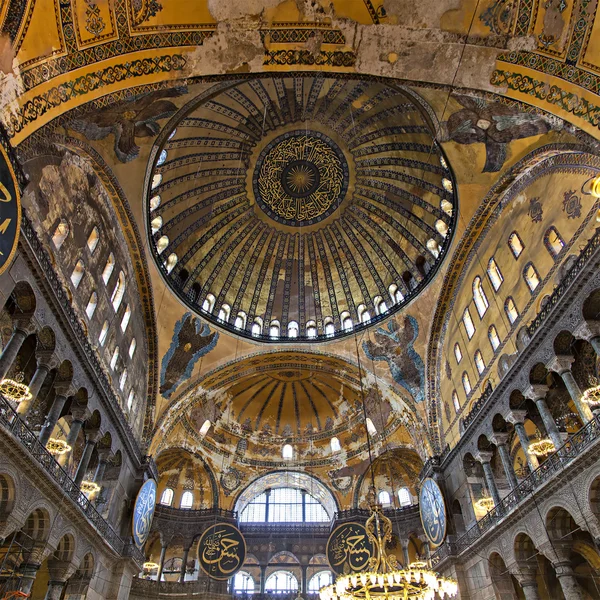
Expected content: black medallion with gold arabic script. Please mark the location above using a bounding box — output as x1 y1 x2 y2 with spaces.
327 522 374 575
252 130 349 226
198 523 246 580
0 138 21 277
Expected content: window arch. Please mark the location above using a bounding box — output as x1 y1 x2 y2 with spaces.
435 219 448 238
341 312 353 332
324 318 335 337
156 235 169 254
165 253 178 274
288 321 299 338
87 227 100 254
378 490 391 505
545 226 565 258
218 304 231 322
398 488 412 507
508 232 524 258
110 271 126 311
157 149 168 166
70 260 85 288
523 262 540 293
110 347 119 370
269 320 280 339
234 312 246 329
86 292 98 319
265 571 298 593
98 321 109 346
462 372 471 395
330 437 341 453
474 350 485 375
308 572 333 593
232 571 255 594
128 338 137 358
127 390 134 411
488 326 500 351
389 284 404 304
160 488 174 506
180 491 193 509
505 297 519 324
52 221 69 249
473 277 489 318
102 253 115 284
282 444 293 460
150 215 162 234
487 257 503 291
462 308 475 339
202 294 216 313
306 321 317 338
239 487 330 523
427 239 440 258
441 199 453 216
119 369 128 391
120 305 131 332
452 391 460 413
357 304 371 323
199 420 211 436
454 343 463 364
150 195 161 211
151 173 162 189
251 319 262 337
374 296 387 315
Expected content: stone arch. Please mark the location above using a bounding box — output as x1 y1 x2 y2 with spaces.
451 498 466 536
489 551 521 599
582 289 600 321
553 330 576 358
0 472 16 517
54 532 76 562
588 475 600 523
545 505 579 541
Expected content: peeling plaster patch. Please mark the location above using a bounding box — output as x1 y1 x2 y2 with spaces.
185 23 265 75
207 0 288 21
0 56 24 134
383 0 462 28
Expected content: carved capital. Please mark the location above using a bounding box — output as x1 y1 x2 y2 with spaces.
35 350 59 371
476 450 494 464
506 410 527 425
490 433 509 446
546 355 574 375
84 429 102 444
70 404 90 423
573 320 600 341
522 383 549 400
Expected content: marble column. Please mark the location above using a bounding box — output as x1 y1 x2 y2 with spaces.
19 562 41 595
301 564 308 593
260 565 267 593
39 391 70 446
0 325 30 382
44 581 67 600
554 560 585 600
156 544 168 582
547 356 593 423
512 568 540 600
401 539 410 566
57 405 88 467
492 434 519 490
508 411 539 473
589 336 600 357
93 447 112 482
17 354 55 415
477 451 502 508
74 430 101 486
180 546 191 583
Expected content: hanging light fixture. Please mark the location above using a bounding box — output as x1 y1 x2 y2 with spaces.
320 506 457 600
80 480 101 495
528 431 555 457
143 562 159 571
0 372 32 404
474 497 495 512
582 384 600 410
46 438 72 456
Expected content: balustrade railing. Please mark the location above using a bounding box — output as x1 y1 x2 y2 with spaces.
240 522 330 535
432 412 600 565
154 504 237 521
0 393 140 560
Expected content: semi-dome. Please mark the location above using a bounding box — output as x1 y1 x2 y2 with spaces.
146 75 457 342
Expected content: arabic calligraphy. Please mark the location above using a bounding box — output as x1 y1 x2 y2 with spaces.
253 131 348 226
0 142 20 273
132 479 157 549
327 522 373 575
419 478 446 547
198 523 246 580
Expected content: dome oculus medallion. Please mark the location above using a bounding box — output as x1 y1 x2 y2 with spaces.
146 75 457 342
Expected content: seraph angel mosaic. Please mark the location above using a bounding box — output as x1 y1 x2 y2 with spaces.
160 313 218 398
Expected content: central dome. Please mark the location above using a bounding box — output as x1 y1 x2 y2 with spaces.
252 130 349 225
146 75 457 342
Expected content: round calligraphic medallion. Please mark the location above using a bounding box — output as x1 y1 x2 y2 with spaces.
252 130 349 226
419 478 447 547
198 523 246 580
132 479 157 549
0 141 21 277
327 522 374 575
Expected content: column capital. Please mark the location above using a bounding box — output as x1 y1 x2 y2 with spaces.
96 446 112 462
12 317 36 335
491 433 510 446
546 355 574 375
507 410 528 425
70 404 90 423
34 349 59 371
476 450 494 464
573 320 600 341
523 384 549 401
53 383 77 397
84 428 102 444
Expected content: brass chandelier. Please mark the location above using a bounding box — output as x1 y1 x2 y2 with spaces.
319 506 457 600
0 372 32 404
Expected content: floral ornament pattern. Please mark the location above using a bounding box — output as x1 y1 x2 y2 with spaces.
479 0 514 35
442 95 552 172
528 197 543 223
562 190 582 219
70 87 186 162
363 316 425 403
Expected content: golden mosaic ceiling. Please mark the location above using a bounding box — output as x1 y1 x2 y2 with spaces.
146 75 457 342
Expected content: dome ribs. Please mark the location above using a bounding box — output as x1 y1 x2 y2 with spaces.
314 233 341 328
279 234 296 331
262 233 288 328
306 235 324 331
298 380 323 430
